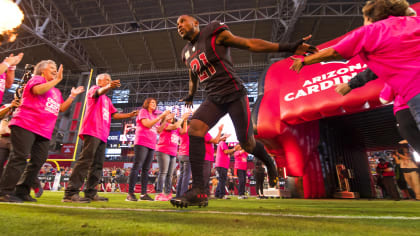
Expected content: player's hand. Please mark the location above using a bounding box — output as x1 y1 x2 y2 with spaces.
293 35 318 55
110 80 121 89
179 94 194 108
289 56 304 73
334 83 352 96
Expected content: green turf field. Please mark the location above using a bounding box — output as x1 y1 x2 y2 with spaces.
0 191 419 235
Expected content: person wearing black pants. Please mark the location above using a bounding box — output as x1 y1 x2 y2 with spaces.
0 60 84 202
254 160 266 199
171 15 315 207
63 73 136 203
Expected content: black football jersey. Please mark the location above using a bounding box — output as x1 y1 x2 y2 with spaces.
181 21 245 101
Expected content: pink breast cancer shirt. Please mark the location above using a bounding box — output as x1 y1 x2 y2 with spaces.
0 73 6 103
156 123 179 156
332 16 420 103
79 85 117 142
178 126 189 156
215 141 230 169
204 133 214 162
10 75 63 140
234 150 248 170
135 108 160 149
380 83 409 115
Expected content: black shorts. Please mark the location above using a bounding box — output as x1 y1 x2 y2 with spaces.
192 94 254 144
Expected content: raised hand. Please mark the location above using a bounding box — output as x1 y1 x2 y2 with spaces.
56 64 64 82
4 52 24 66
110 80 121 89
130 110 138 117
71 86 85 96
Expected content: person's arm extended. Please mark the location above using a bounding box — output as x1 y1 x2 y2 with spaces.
112 110 138 120
216 30 317 54
59 86 85 112
94 80 121 98
142 110 170 129
290 48 343 73
335 68 378 96
223 147 236 155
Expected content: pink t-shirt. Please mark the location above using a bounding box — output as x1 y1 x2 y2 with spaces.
380 83 409 115
0 73 6 103
204 133 214 162
332 16 420 103
156 123 179 156
79 85 117 142
215 141 230 169
178 126 189 156
9 75 63 139
234 150 248 170
135 108 160 149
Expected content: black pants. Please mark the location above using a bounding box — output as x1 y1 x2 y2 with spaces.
237 169 246 196
395 108 420 153
193 95 253 145
203 160 212 195
0 126 49 196
215 167 227 198
255 173 265 195
382 176 400 200
0 147 10 178
128 145 154 194
65 135 106 198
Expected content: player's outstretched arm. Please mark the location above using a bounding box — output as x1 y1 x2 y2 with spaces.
217 30 317 54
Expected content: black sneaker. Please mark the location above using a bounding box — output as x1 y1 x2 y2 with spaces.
16 194 37 202
87 194 108 202
170 188 208 208
62 194 91 203
34 186 43 198
126 193 138 202
139 194 154 201
0 194 23 203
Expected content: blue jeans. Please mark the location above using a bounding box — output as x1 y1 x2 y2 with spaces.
237 169 246 196
128 145 154 194
176 155 191 197
156 152 176 194
407 93 420 131
215 167 228 198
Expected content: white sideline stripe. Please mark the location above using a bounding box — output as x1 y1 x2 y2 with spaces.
3 203 420 220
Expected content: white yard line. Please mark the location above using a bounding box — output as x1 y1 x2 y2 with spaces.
2 203 419 220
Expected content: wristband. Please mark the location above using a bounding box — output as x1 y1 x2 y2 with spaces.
69 95 76 99
2 61 10 68
8 65 16 71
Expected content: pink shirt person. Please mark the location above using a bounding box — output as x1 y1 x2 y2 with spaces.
10 75 63 139
204 133 214 162
135 108 161 149
332 16 420 103
379 83 409 115
234 150 248 171
79 85 117 142
156 123 179 156
178 126 189 156
216 141 230 169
